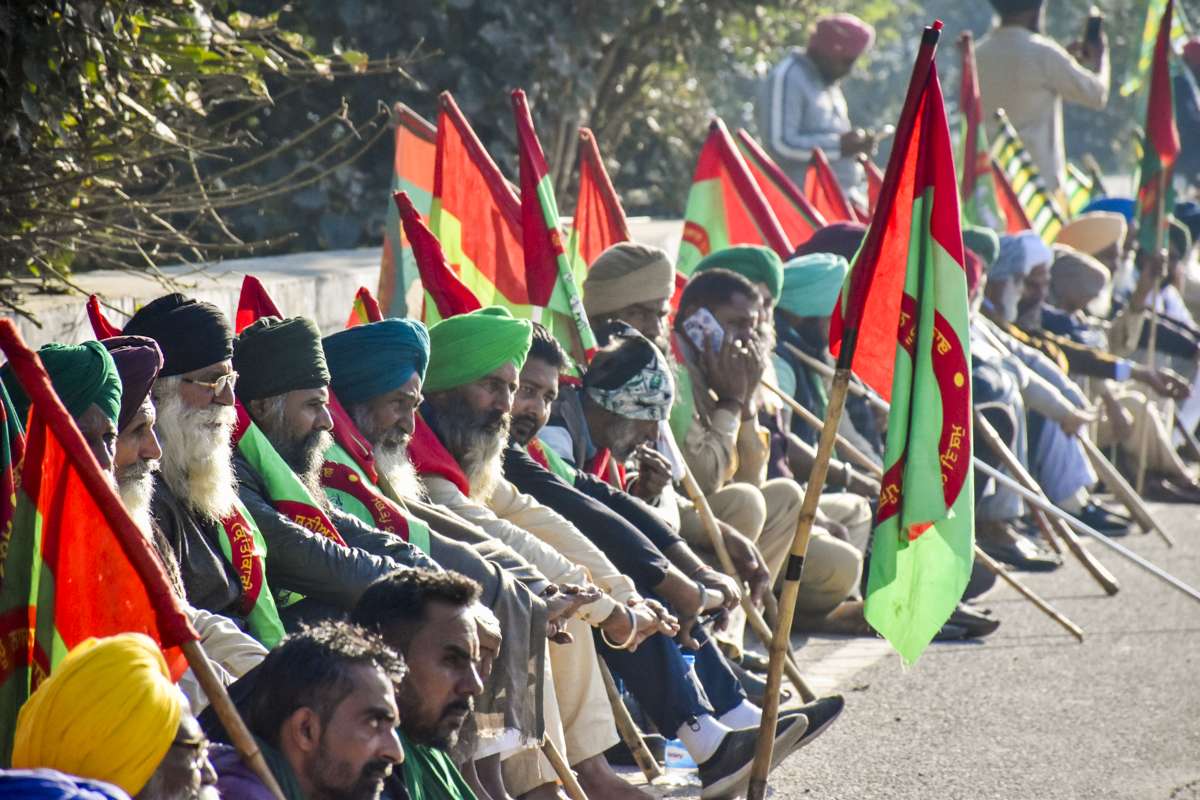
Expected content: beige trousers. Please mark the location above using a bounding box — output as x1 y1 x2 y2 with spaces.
502 616 618 795
1095 387 1193 481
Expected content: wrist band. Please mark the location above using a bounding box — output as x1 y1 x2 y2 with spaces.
600 606 639 650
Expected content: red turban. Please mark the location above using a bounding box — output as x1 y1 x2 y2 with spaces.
809 14 875 61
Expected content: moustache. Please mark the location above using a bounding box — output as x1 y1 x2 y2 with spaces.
442 699 473 719
361 758 394 782
479 410 509 432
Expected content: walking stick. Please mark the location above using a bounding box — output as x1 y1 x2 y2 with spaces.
1079 435 1172 546
1174 413 1200 463
598 661 663 783
541 737 587 800
183 640 287 800
761 380 882 477
972 547 1084 641
1136 171 1169 494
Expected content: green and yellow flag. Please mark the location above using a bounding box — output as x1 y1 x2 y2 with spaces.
990 109 1065 243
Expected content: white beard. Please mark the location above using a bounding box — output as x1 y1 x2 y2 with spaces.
462 432 506 503
117 458 158 536
153 379 239 521
374 443 426 503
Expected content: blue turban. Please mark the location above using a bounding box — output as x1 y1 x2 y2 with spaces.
323 318 430 406
778 253 849 318
1081 197 1135 222
0 769 131 799
1 342 122 426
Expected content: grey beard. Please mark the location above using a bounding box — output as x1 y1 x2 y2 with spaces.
153 378 239 521
374 442 426 502
255 396 333 509
434 399 509 502
117 458 158 534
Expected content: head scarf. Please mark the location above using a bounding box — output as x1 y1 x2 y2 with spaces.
1 341 122 426
102 336 163 432
1174 201 1200 246
992 231 1052 281
323 318 430 406
12 634 184 796
1183 38 1200 70
583 326 674 421
1080 197 1135 222
808 14 875 60
1054 212 1127 257
1051 246 1109 305
424 307 533 394
693 246 785 302
123 293 233 377
962 225 1001 268
792 222 867 263
0 770 131 799
778 253 848 319
233 316 330 401
582 243 676 317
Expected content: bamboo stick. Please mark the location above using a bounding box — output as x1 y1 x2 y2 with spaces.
541 737 587 800
972 546 1084 641
598 660 663 783
761 380 883 478
1078 434 1172 546
1137 171 1169 493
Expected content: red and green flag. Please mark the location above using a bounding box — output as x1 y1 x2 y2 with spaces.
512 89 597 359
0 321 198 761
569 127 631 270
395 190 482 321
346 287 384 328
860 155 885 217
677 118 793 275
378 103 438 318
828 21 974 664
734 128 825 248
85 296 122 339
957 32 1004 232
804 146 859 224
234 275 282 333
1135 0 1181 254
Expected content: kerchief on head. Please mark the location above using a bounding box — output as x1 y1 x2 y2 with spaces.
12 634 184 797
1054 212 1127 258
583 323 674 421
102 336 163 432
425 307 533 394
992 231 1052 281
583 243 676 318
792 222 867 263
693 246 785 302
323 318 430 405
123 293 233 377
962 225 1001 268
1 341 121 425
809 14 875 60
232 316 330 401
778 253 848 319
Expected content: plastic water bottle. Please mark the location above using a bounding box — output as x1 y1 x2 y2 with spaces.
663 653 699 777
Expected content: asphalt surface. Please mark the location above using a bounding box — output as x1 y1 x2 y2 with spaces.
638 499 1200 800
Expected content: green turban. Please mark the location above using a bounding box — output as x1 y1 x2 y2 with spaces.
424 307 533 393
779 253 849 319
233 316 330 401
962 225 1000 268
693 246 784 302
2 341 122 425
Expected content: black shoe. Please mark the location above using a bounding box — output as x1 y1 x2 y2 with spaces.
604 733 666 767
698 716 807 799
780 694 844 751
977 531 1060 572
738 649 770 674
963 556 998 601
933 622 970 641
1073 502 1131 537
948 603 1001 638
729 659 793 706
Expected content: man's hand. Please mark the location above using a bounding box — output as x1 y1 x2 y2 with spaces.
847 470 881 498
696 567 742 612
544 583 600 643
1058 405 1098 437
629 444 673 501
1137 366 1191 401
839 128 876 157
1100 389 1135 442
702 330 759 411
721 522 771 607
601 599 675 652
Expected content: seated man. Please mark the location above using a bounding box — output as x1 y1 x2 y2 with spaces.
13 633 218 800
213 621 405 799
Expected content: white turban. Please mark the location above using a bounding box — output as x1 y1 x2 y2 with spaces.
992 231 1053 282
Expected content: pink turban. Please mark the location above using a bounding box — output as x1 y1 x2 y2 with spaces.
1184 39 1200 71
809 14 875 61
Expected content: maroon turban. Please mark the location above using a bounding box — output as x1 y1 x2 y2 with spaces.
103 336 163 432
964 249 985 298
792 222 868 263
1184 39 1200 71
809 14 875 61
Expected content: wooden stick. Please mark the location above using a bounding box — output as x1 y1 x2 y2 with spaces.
1030 509 1064 556
974 412 1120 595
598 660 663 783
1078 434 1172 546
761 380 883 478
182 640 286 800
1137 169 1169 493
1174 412 1200 463
972 546 1084 641
541 737 587 800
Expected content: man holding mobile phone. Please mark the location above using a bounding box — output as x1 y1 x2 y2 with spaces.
976 0 1109 195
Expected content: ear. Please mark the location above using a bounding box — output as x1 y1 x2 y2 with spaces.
281 707 323 755
246 397 267 421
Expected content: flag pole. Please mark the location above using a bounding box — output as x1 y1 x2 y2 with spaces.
1135 168 1169 494
971 547 1084 640
746 24 944 799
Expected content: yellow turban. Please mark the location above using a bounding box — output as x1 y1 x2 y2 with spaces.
582 242 675 318
1053 212 1127 257
13 634 184 796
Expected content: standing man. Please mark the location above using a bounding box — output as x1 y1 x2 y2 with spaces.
976 0 1109 195
761 13 877 195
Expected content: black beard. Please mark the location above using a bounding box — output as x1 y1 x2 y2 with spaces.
397 679 473 751
509 413 541 447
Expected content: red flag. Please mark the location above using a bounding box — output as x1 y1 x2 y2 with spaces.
1146 1 1181 170
572 128 631 268
395 190 482 319
379 103 438 318
829 21 964 401
346 287 384 328
861 156 885 215
735 128 826 248
235 275 283 333
991 160 1034 234
85 296 123 339
804 147 858 223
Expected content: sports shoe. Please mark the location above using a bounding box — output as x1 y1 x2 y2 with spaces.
698 715 807 799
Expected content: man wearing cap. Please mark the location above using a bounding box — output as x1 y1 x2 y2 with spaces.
976 0 1108 195
761 13 878 195
12 633 218 800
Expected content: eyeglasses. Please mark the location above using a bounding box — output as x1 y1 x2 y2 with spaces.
182 371 238 396
169 733 211 772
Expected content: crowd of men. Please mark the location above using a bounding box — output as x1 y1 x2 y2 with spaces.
3 0 1200 799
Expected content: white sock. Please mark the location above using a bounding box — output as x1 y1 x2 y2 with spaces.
676 715 730 764
718 700 762 729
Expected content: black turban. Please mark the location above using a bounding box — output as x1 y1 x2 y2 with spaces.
123 293 233 377
233 316 330 401
792 222 867 264
102 336 163 431
987 0 1043 13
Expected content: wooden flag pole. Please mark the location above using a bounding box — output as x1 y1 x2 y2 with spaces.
182 640 287 800
1078 435 1172 546
599 660 663 783
971 547 1084 641
1136 169 1169 494
541 737 587 800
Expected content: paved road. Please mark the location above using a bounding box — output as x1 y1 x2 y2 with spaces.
634 499 1200 799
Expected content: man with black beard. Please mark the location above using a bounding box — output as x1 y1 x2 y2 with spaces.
353 569 488 800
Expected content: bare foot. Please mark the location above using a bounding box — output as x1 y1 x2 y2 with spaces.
519 782 570 800
574 753 655 800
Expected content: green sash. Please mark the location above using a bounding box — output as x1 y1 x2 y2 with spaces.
215 499 285 648
321 443 431 554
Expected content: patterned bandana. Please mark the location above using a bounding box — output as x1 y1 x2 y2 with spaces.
584 328 675 421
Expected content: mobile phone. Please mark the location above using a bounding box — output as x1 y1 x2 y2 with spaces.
682 307 726 354
1085 9 1103 47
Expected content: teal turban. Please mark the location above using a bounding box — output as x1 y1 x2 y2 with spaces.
323 318 431 405
693 246 785 302
962 225 1000 268
778 253 849 319
2 341 122 425
425 307 533 393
